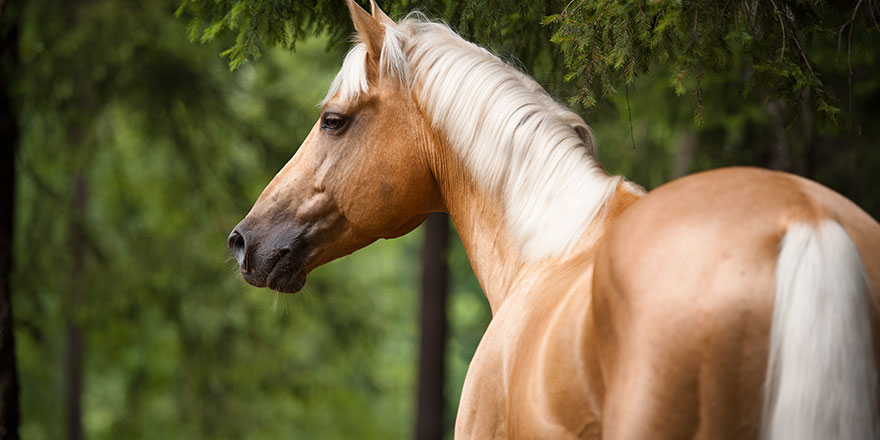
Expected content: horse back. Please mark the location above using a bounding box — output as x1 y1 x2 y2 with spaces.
591 166 880 439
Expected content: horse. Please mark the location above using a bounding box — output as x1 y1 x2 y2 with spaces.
227 1 880 438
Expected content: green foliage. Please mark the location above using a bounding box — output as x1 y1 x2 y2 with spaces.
545 0 879 123
176 0 354 69
590 34 880 217
176 0 565 89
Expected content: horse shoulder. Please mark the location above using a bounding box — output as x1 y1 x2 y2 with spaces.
456 257 602 439
509 262 604 438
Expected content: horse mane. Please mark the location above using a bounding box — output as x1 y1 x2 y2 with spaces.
324 13 624 260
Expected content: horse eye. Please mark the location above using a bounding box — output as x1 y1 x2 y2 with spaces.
321 113 348 133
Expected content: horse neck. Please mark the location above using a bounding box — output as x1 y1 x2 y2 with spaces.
428 137 640 314
433 150 523 312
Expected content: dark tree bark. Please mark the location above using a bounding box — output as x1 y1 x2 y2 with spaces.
65 174 86 440
671 132 696 179
0 0 21 437
415 213 449 440
57 4 89 437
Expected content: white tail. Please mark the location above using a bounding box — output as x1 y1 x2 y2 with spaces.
763 220 879 439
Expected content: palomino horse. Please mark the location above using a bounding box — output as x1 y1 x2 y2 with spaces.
228 1 880 438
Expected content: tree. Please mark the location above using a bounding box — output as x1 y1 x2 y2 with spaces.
416 213 449 440
0 0 21 437
175 0 559 73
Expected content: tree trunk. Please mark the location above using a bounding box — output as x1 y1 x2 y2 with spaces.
415 213 449 440
671 132 696 179
65 174 86 440
0 1 21 437
766 101 791 172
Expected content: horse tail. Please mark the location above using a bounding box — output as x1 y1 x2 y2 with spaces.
763 220 879 439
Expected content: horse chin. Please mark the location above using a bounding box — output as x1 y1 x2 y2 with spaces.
265 250 308 294
269 271 307 294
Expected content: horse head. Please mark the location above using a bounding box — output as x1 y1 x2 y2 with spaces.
227 0 441 293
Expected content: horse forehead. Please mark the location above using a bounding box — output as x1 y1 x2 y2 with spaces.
325 82 416 121
321 94 354 113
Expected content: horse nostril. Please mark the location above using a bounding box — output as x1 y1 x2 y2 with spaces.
227 229 247 268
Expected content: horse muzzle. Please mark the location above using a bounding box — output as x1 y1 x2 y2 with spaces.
227 219 309 293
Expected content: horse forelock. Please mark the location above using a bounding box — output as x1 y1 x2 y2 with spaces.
323 14 621 260
321 18 412 105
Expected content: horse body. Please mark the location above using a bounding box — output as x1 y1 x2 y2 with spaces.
228 1 880 437
456 167 880 439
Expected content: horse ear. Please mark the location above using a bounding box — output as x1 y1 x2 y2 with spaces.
347 0 385 60
370 0 394 25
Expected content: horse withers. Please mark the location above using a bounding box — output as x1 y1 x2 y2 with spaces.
227 1 880 438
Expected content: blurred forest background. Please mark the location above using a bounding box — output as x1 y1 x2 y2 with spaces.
1 0 878 439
